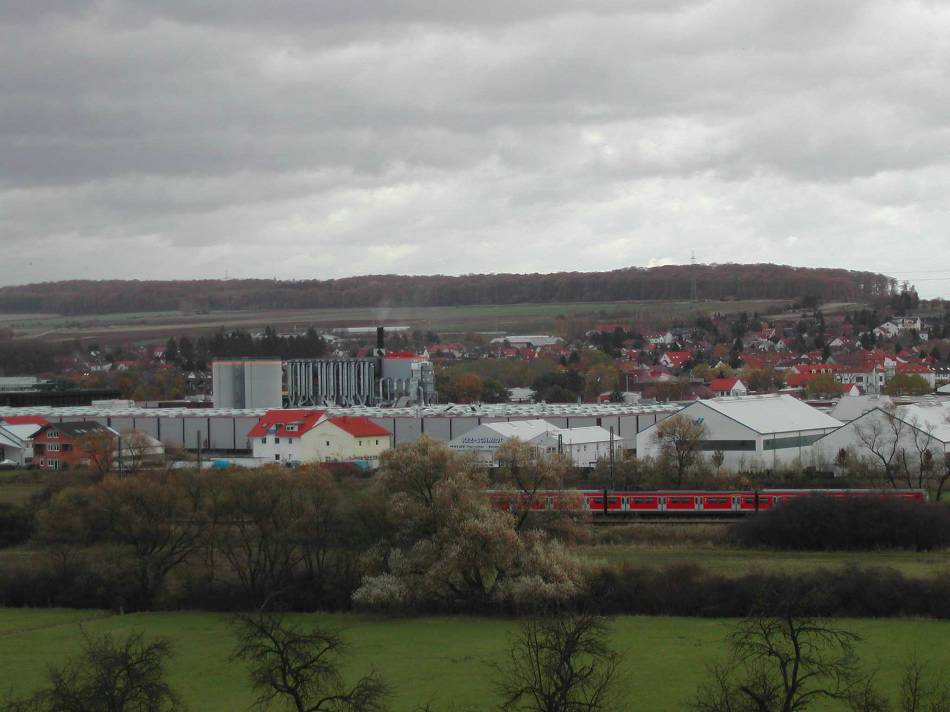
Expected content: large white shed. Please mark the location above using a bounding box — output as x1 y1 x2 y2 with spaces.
636 394 842 472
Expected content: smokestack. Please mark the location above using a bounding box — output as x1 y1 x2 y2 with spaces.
376 326 385 352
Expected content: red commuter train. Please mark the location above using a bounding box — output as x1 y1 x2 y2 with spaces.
489 489 927 515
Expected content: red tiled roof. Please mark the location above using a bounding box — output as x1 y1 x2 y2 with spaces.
0 415 49 426
709 378 740 392
897 363 934 375
247 410 325 438
328 416 391 438
662 351 692 366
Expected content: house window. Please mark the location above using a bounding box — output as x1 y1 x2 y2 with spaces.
274 454 280 461
274 437 280 444
48 431 60 439
375 439 379 445
47 443 61 452
326 441 330 446
261 437 267 444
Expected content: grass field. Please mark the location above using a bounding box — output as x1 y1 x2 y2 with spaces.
2 298 795 344
0 472 45 507
580 544 950 578
0 610 947 711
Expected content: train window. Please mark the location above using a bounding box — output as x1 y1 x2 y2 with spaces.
607 497 620 505
670 497 691 504
590 498 603 505
633 497 654 504
706 497 728 504
742 497 757 505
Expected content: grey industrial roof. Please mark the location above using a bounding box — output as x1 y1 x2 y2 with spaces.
0 402 679 420
699 394 842 434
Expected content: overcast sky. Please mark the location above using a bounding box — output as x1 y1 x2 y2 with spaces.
2 1 949 296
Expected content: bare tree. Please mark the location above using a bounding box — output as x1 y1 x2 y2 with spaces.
495 614 623 712
231 612 388 712
898 657 950 712
76 430 117 476
493 439 572 531
854 406 909 488
693 607 866 712
3 629 184 712
654 414 708 487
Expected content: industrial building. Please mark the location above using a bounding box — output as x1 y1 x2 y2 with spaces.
212 359 282 409
0 402 678 457
815 401 950 466
447 419 621 467
286 328 435 407
636 395 842 471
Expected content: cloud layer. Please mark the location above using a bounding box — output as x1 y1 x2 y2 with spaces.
2 1 949 295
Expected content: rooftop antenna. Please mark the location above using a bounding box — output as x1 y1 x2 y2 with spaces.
690 251 698 302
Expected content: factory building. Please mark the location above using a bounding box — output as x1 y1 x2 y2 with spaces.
0 402 678 456
448 419 621 467
286 327 435 407
212 359 282 409
815 401 950 467
636 395 842 471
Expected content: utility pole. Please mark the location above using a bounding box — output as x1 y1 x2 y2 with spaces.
196 430 202 472
609 426 615 490
117 435 123 476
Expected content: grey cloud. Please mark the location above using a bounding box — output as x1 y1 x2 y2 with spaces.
1 0 949 295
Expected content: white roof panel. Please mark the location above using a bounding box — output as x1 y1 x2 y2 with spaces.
0 402 678 420
700 394 842 434
547 426 614 445
896 402 950 443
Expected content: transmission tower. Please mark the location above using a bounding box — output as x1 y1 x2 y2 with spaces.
690 251 698 302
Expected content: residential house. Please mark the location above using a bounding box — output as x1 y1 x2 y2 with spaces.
659 351 693 369
249 409 391 466
708 378 748 397
32 421 119 471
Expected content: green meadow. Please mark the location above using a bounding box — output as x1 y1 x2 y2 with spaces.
1 610 948 711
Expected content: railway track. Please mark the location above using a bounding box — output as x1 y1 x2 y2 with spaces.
592 514 745 525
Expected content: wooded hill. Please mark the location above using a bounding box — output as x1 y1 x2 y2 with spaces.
0 264 895 316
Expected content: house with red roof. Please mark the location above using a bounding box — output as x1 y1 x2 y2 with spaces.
659 351 693 369
249 409 392 467
896 362 936 388
708 377 748 397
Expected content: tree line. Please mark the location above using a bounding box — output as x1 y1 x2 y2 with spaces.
0 265 895 316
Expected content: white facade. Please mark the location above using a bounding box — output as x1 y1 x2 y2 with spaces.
251 418 391 466
636 395 842 471
815 402 950 469
448 419 621 467
536 426 622 468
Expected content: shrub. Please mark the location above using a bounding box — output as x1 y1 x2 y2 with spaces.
732 496 950 551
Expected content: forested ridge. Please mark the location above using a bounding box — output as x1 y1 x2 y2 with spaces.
0 264 894 316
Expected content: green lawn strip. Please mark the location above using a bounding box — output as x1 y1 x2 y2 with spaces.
0 612 948 711
579 545 950 578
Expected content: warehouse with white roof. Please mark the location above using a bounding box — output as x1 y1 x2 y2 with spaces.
636 395 842 471
448 418 621 467
815 401 950 468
